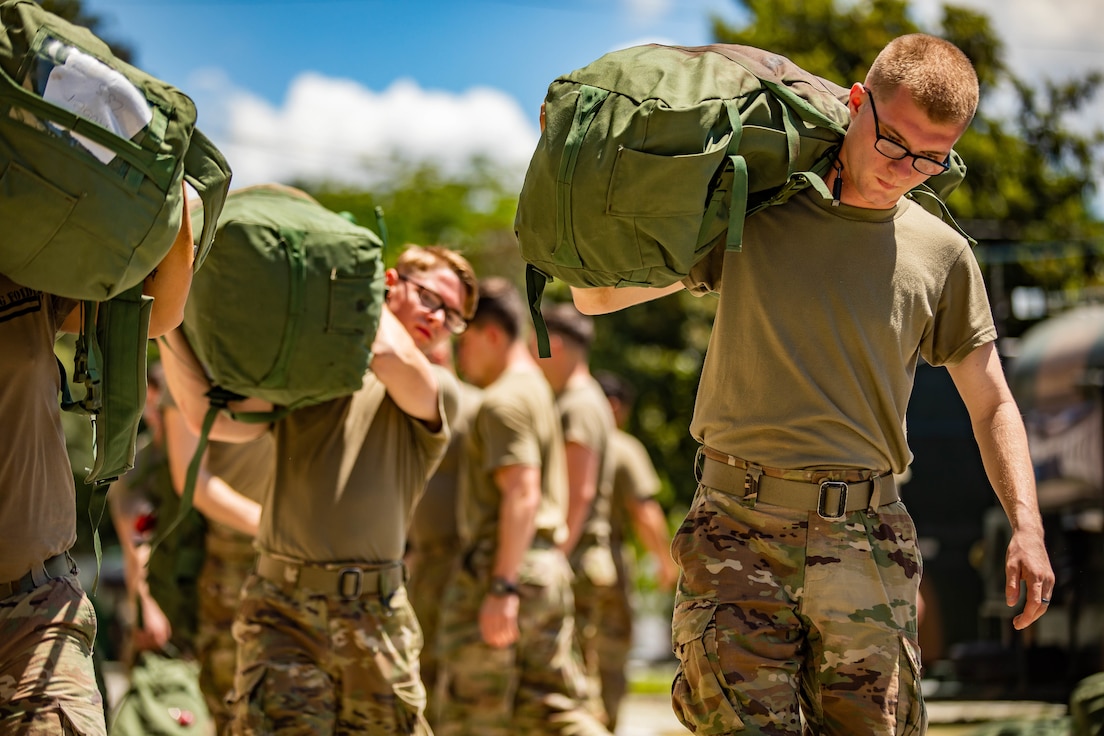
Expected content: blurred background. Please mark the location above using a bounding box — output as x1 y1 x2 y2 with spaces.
46 0 1104 730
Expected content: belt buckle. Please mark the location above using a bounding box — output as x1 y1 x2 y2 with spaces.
817 481 848 520
338 568 363 600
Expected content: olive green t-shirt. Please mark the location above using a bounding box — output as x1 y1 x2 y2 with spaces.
608 429 662 549
684 189 996 474
459 366 568 550
205 434 276 540
258 365 458 564
0 275 78 581
408 380 482 549
558 375 616 542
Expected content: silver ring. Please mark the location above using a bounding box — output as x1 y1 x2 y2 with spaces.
1041 597 1051 604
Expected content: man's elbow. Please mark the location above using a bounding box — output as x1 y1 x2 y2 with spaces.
570 286 614 315
145 274 193 338
147 301 186 338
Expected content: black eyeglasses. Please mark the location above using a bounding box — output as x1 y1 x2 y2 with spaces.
864 87 951 177
398 273 467 335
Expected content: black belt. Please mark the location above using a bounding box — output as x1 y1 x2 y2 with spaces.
698 448 898 520
0 552 76 600
255 553 405 601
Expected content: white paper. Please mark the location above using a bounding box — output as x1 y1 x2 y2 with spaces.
41 44 152 164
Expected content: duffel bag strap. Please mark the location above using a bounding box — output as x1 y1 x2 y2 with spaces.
182 128 232 271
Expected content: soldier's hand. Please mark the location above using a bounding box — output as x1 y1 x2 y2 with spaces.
479 594 520 648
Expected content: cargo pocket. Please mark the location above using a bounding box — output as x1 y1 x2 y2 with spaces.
327 273 383 336
227 664 270 732
0 161 77 273
670 601 743 734
606 143 729 271
895 633 927 736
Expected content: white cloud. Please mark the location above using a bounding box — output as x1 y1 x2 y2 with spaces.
620 0 673 25
187 68 540 190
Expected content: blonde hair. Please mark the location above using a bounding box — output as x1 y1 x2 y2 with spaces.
396 244 479 319
865 34 978 126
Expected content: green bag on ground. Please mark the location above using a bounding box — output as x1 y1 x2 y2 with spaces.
109 650 211 736
0 0 232 301
1072 672 1104 736
515 43 968 356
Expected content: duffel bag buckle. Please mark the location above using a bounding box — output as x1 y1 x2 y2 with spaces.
818 481 848 521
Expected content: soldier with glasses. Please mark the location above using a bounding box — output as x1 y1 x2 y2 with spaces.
572 34 1054 735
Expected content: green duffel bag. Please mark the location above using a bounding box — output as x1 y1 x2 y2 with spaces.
515 43 968 355
182 183 386 413
109 650 211 736
0 0 231 301
150 184 385 553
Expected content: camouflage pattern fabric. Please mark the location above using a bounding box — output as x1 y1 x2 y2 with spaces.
569 553 618 727
671 482 924 735
195 530 256 733
0 576 107 736
435 546 611 736
590 575 633 730
405 539 461 728
228 575 429 735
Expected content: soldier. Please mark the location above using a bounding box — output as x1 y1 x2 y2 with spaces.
111 371 275 734
0 191 194 736
405 338 482 728
531 302 617 725
161 404 275 732
594 371 678 730
437 278 610 736
573 34 1054 734
160 245 478 734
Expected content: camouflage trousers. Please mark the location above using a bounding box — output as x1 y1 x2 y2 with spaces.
195 531 255 733
570 560 621 729
0 574 107 735
405 540 461 729
436 546 611 736
588 573 634 731
228 575 429 735
671 483 925 736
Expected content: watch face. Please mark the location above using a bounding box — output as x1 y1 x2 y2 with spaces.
490 578 518 596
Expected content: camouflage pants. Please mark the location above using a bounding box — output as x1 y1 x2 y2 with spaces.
195 531 255 733
435 547 611 736
228 575 429 735
671 483 925 736
571 569 620 727
590 574 633 730
0 575 107 735
405 542 460 729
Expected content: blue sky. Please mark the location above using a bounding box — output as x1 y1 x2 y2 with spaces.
82 0 1103 201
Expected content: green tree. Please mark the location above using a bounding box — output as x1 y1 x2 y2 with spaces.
38 0 134 61
306 157 524 279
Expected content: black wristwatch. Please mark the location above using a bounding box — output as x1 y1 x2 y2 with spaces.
488 576 520 597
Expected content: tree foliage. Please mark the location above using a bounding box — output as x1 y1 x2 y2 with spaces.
306 158 524 280
38 0 134 62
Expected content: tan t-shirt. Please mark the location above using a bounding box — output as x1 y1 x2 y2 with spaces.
257 365 458 564
459 366 568 549
0 275 78 581
558 375 616 542
408 380 482 549
685 189 996 474
205 434 276 540
608 429 662 549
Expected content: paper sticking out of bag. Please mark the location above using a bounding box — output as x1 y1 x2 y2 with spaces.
40 38 152 164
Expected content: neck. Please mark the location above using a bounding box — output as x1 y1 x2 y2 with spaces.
832 159 844 206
